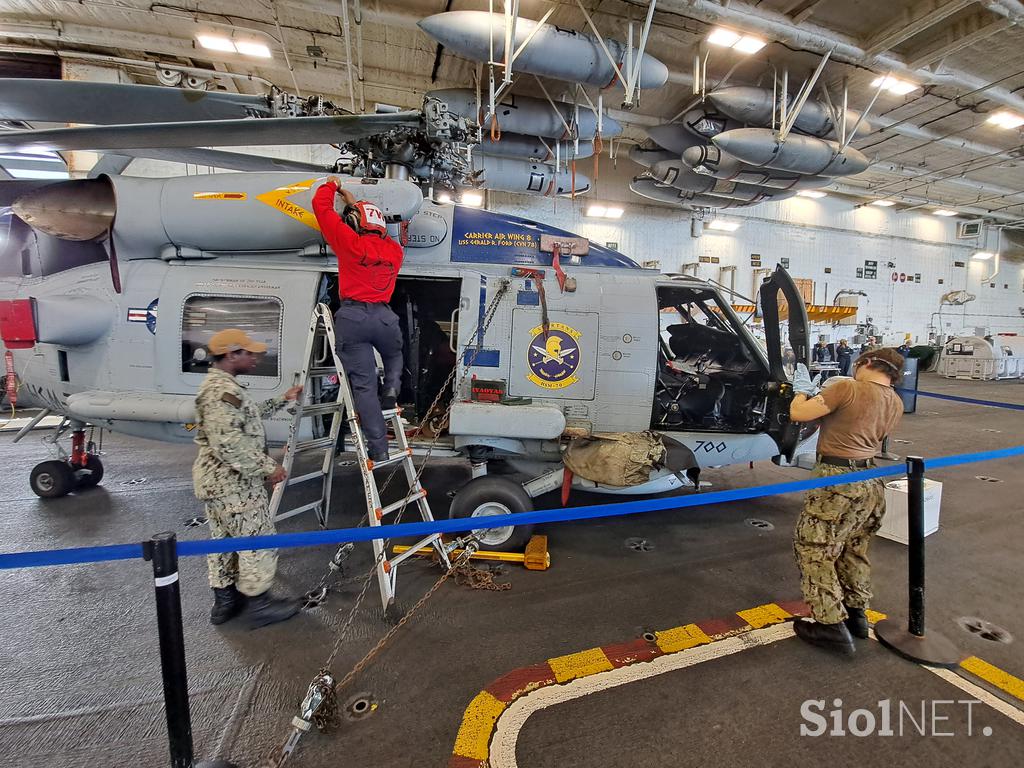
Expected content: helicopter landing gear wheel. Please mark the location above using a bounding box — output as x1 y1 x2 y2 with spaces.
448 476 534 552
76 455 104 488
30 460 76 499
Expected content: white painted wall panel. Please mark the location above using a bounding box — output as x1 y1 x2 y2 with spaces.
490 191 1024 344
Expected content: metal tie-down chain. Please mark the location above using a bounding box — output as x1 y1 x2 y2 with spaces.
269 279 513 767
269 541 482 768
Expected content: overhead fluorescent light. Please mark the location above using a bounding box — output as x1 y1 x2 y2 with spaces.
585 205 625 219
707 219 740 232
932 209 957 217
971 251 995 260
435 192 452 204
870 199 895 207
706 27 766 55
6 168 70 180
797 190 827 198
235 40 272 58
707 28 741 47
197 34 236 53
871 75 919 96
733 35 767 54
987 110 1024 129
461 192 483 207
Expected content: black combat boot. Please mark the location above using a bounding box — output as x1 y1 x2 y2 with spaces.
844 606 870 639
210 585 244 625
242 591 301 630
380 387 398 412
793 618 855 655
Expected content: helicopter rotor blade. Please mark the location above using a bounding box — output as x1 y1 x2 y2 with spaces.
0 112 423 153
109 147 331 172
0 78 272 124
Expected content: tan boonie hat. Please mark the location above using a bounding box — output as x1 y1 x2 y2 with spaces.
207 328 268 355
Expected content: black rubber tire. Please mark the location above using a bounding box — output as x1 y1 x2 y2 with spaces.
448 475 535 552
30 460 76 499
76 456 104 488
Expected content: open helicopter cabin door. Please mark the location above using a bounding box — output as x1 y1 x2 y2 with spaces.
758 266 810 462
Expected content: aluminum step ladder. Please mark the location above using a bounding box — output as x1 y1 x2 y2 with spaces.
269 304 347 528
271 303 450 610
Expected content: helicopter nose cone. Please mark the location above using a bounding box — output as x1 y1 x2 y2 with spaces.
12 178 115 241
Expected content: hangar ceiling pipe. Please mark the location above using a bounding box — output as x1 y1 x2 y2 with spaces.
655 0 1024 115
829 181 1023 222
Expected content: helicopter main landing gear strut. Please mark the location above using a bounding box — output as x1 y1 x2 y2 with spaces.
29 421 104 499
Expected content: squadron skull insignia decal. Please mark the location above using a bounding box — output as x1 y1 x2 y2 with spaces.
526 322 581 389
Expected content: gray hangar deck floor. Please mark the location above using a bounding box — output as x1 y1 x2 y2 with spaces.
0 374 1022 767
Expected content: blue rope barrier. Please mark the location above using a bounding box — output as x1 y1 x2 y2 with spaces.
3 444 1022 571
0 542 143 569
904 389 1024 412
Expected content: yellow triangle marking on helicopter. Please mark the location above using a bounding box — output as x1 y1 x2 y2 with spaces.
255 178 322 231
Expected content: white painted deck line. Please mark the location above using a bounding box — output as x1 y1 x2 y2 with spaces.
489 623 794 768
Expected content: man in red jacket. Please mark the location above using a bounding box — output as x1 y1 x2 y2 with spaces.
312 176 404 461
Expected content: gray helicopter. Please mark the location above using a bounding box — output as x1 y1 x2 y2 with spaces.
0 80 814 550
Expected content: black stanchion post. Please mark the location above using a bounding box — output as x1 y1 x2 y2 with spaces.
143 532 236 768
875 457 960 668
907 456 926 637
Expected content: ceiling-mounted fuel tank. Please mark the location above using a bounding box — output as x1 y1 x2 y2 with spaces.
711 129 870 176
475 132 594 161
419 11 669 89
472 156 591 196
708 86 873 138
429 88 621 140
629 176 755 208
682 145 832 190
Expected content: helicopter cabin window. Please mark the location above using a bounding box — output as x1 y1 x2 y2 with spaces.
653 285 770 433
181 295 282 377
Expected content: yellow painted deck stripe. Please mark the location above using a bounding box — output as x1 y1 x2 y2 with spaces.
453 690 506 761
655 623 712 653
865 609 887 624
960 656 1024 703
547 648 614 683
737 603 792 629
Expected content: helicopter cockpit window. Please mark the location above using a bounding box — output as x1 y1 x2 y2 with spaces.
181 295 282 377
653 285 770 433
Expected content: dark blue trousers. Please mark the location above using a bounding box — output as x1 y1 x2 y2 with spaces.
335 301 404 456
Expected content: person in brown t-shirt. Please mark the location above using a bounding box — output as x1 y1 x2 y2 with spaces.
786 348 905 654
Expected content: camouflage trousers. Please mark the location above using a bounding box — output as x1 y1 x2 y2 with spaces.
205 485 277 597
794 463 886 625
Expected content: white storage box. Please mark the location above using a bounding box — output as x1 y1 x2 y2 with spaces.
878 479 942 545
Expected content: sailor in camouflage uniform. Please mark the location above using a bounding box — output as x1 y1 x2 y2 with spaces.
193 328 303 629
788 347 905 654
